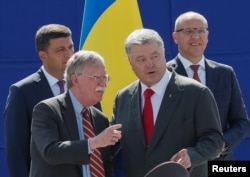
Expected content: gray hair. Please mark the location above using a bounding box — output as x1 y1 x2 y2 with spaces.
124 28 165 58
174 11 208 31
65 50 105 88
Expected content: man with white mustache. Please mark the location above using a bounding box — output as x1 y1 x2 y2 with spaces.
30 50 122 177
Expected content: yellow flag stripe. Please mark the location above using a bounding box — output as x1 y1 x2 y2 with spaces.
81 0 143 117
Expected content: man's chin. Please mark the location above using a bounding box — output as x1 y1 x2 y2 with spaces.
95 93 104 100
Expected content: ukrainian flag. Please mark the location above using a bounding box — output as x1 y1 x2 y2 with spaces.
79 0 143 117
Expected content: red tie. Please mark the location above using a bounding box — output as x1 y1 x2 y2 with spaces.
57 80 65 94
190 65 201 82
143 88 154 145
82 109 105 177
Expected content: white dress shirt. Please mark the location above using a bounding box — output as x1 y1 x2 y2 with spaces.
178 53 206 85
140 69 172 124
41 66 66 96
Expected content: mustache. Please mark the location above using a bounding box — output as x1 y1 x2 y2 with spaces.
95 86 106 92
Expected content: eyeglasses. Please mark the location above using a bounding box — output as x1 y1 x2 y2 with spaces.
81 74 111 83
176 27 208 35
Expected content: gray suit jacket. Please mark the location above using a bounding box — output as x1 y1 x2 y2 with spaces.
4 68 102 177
167 57 250 160
30 92 114 177
111 70 224 177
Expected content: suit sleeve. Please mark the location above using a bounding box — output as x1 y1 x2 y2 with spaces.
31 101 89 165
223 69 250 151
4 85 31 177
187 87 224 167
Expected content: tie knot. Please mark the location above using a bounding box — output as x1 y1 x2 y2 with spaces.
190 65 200 72
82 108 89 117
144 88 154 98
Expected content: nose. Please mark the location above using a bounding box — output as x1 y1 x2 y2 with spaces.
99 79 107 86
191 31 200 38
65 48 74 59
145 58 155 68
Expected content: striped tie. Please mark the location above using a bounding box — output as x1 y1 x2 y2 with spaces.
82 108 105 177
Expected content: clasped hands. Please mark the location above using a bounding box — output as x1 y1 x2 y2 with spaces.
89 124 122 150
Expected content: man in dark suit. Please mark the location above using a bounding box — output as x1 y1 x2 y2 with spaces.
167 11 250 160
111 28 224 177
30 50 122 177
4 24 75 177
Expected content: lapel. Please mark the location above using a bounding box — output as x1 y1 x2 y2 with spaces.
32 68 54 98
148 71 184 153
171 57 188 77
56 92 83 174
205 59 218 94
61 92 80 140
129 81 147 146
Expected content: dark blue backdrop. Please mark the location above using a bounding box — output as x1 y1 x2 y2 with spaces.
1 0 249 176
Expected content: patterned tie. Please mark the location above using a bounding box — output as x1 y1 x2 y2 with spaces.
57 80 65 94
142 88 155 145
82 109 105 177
190 65 201 82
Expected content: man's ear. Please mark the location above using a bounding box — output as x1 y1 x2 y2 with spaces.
71 74 79 85
39 51 47 62
172 32 178 44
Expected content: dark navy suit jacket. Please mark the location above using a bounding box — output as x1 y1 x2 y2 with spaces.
167 57 250 160
4 69 54 177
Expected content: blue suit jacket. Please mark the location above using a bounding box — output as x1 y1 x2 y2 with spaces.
167 57 250 160
4 68 54 177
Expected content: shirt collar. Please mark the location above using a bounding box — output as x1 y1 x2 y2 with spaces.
69 89 84 115
141 69 171 97
41 65 66 86
177 53 205 70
